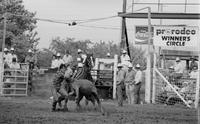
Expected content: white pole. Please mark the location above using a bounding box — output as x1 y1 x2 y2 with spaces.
113 55 118 99
152 52 157 103
145 7 152 103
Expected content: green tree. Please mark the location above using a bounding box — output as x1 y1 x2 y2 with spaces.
0 0 39 62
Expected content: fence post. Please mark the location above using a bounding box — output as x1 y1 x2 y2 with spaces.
194 55 200 108
113 55 118 99
152 52 157 103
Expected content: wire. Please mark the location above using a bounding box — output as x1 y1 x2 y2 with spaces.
77 15 118 24
78 24 134 31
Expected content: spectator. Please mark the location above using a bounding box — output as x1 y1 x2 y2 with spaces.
189 56 198 72
124 63 136 104
3 48 12 65
51 54 57 69
120 50 130 64
174 57 185 74
116 63 126 106
174 57 185 79
167 66 175 84
56 53 64 68
10 47 18 62
25 49 37 69
106 52 111 58
190 66 199 79
63 50 73 66
9 58 20 69
134 64 143 104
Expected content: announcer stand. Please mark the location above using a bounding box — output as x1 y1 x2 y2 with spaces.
92 55 118 100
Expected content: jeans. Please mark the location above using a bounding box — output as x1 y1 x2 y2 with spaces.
116 83 123 106
134 82 141 104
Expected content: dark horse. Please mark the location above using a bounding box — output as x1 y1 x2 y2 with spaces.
56 54 104 113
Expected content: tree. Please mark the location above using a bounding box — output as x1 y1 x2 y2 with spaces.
0 0 39 62
38 37 146 68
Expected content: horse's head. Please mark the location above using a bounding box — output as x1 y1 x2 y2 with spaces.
84 53 95 70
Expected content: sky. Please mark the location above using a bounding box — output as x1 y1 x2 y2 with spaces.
22 0 200 49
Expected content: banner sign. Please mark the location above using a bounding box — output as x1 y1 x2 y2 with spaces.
135 26 153 44
153 26 199 47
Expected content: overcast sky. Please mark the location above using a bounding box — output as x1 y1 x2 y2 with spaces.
23 0 200 49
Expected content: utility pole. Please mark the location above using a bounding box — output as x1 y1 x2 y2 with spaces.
121 0 130 58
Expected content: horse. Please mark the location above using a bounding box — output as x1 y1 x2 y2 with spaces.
56 53 103 112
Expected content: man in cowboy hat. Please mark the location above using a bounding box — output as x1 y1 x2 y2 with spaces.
116 63 126 106
189 56 198 72
120 49 130 64
106 52 111 58
134 64 143 104
56 53 64 68
3 48 11 65
10 47 18 62
124 63 136 104
174 57 185 74
190 66 199 79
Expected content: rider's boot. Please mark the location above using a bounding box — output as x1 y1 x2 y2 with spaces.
51 100 57 112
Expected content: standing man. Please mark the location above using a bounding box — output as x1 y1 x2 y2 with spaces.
116 63 126 106
63 50 73 66
25 49 37 94
189 56 198 72
134 64 143 104
56 53 64 68
120 50 130 64
3 48 11 66
174 57 185 79
124 64 136 104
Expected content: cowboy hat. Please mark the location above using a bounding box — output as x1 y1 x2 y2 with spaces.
10 48 14 51
56 53 61 56
122 50 127 54
117 63 122 67
175 57 181 62
4 48 8 51
77 49 82 53
135 64 140 68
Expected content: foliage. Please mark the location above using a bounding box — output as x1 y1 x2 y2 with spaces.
0 0 39 62
38 37 146 68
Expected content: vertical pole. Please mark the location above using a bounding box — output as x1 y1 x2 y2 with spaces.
0 13 6 95
145 7 152 103
195 54 200 108
152 51 156 103
113 55 118 99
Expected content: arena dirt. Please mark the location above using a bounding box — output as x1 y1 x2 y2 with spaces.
0 97 198 124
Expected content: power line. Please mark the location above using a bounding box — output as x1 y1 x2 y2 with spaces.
77 15 118 24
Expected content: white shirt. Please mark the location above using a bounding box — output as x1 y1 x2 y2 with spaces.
190 70 199 79
51 59 58 68
134 70 142 84
9 62 20 69
63 55 73 65
10 54 18 62
51 59 64 68
57 59 64 68
174 62 185 73
120 54 130 63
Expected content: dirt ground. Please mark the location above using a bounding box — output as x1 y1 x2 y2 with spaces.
0 96 199 124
